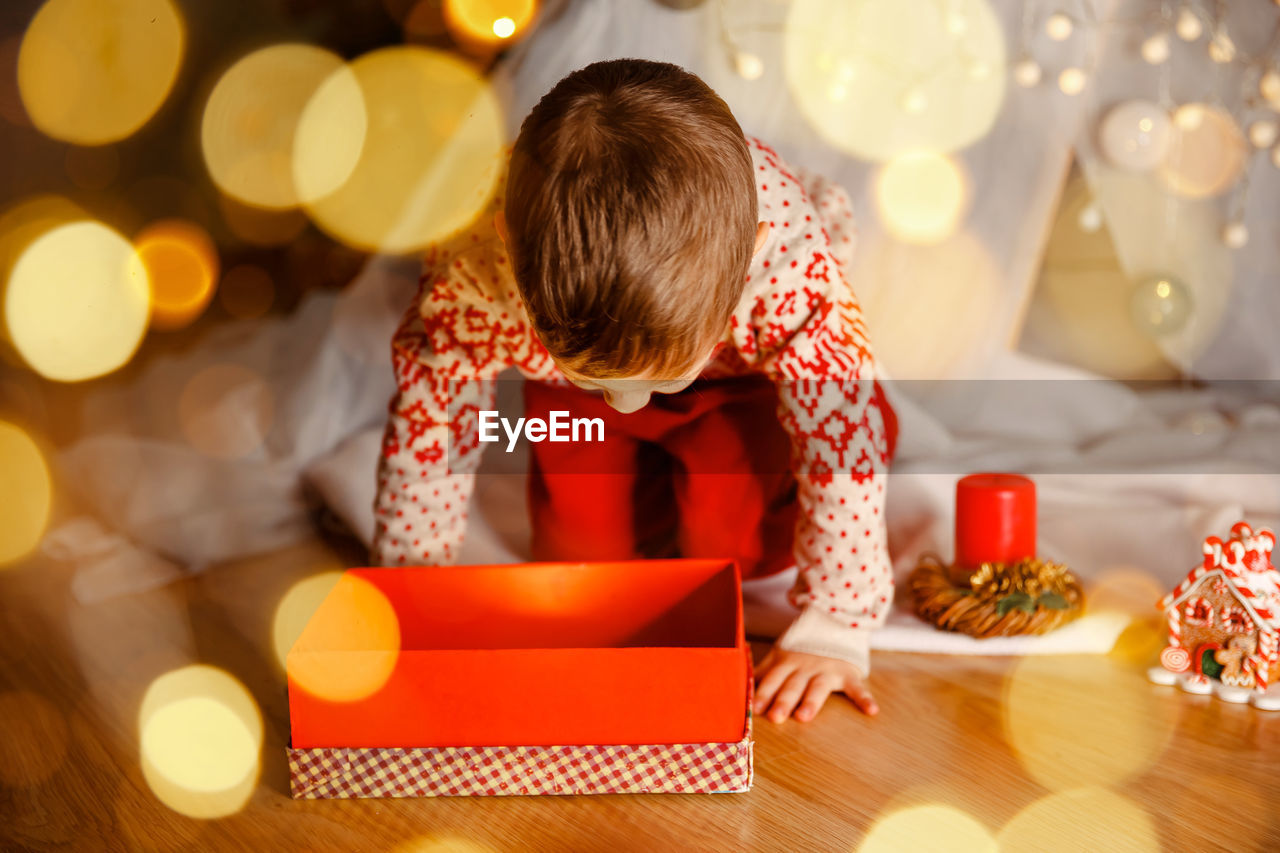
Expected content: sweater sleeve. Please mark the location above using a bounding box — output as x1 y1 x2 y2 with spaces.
739 151 895 678
369 261 513 567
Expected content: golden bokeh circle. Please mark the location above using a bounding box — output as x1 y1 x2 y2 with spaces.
5 220 150 382
784 0 1006 162
998 787 1159 853
0 422 53 568
1002 654 1178 791
18 0 184 144
138 665 263 819
294 46 505 253
134 219 220 330
201 44 352 209
287 573 401 703
874 152 970 244
858 803 997 853
1158 104 1246 199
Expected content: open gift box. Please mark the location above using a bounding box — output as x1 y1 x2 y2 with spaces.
286 559 754 797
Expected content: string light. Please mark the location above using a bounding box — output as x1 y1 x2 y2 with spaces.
1013 57 1043 88
1141 32 1170 65
1045 12 1074 41
1221 221 1249 249
1174 7 1202 41
1057 67 1086 96
1077 202 1103 232
1261 69 1280 108
1248 119 1278 149
734 51 764 80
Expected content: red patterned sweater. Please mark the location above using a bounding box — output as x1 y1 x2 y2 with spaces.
372 137 894 676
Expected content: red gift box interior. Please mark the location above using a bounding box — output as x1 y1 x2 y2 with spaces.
288 559 750 749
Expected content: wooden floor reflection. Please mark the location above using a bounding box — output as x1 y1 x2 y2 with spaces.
2 537 1277 852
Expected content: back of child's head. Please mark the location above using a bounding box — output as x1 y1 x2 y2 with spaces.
505 59 757 379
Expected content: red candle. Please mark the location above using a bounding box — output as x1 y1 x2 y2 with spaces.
955 473 1036 570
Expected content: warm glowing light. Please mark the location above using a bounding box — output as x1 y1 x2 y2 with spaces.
0 692 68 786
294 47 505 253
272 570 344 671
0 195 85 282
1130 275 1192 336
443 0 537 49
218 265 275 320
139 665 262 819
998 788 1158 853
0 422 52 568
1159 104 1245 198
1057 67 1086 95
18 0 184 145
1044 13 1073 41
1003 654 1178 791
784 0 1006 162
202 44 355 209
5 220 149 382
178 364 274 459
874 152 969 244
288 573 401 703
134 219 219 330
859 804 996 853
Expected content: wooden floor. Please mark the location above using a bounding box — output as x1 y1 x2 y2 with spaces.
2 534 1278 853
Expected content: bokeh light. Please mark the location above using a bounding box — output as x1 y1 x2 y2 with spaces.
178 364 274 459
218 265 275 320
272 570 344 672
288 572 400 703
5 220 150 382
443 0 538 50
998 787 1158 853
1097 100 1171 172
1129 274 1193 337
294 46 505 253
134 219 220 330
202 44 355 210
874 152 969 244
858 804 996 853
0 422 53 568
784 0 1006 162
138 665 262 819
0 691 68 786
1002 654 1178 791
18 0 185 145
0 194 85 281
1158 104 1246 199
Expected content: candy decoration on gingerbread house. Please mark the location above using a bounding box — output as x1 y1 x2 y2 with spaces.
1148 522 1280 710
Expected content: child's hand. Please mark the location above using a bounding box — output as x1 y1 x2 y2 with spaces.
753 647 879 722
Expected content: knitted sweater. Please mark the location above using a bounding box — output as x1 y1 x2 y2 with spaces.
371 137 894 677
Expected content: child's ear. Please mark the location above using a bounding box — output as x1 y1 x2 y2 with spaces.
495 210 509 245
753 221 769 255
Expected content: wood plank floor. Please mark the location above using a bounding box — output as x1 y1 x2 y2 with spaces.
2 536 1277 852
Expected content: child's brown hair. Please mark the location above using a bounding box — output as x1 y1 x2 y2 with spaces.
505 59 757 378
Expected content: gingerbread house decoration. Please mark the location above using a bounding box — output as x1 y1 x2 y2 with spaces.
1148 522 1280 710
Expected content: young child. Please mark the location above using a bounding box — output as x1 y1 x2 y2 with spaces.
372 59 898 723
